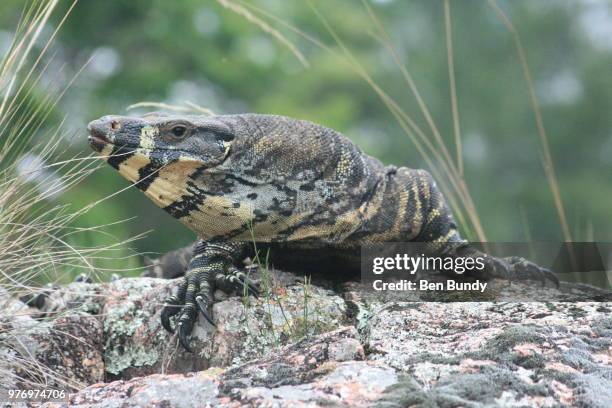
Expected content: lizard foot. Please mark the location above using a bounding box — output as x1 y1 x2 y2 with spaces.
504 256 559 287
480 254 559 287
160 242 256 352
160 279 187 333
215 267 260 297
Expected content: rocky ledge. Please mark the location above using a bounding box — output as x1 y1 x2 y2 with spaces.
0 270 610 407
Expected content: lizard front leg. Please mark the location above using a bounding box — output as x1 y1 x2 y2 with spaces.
160 240 259 351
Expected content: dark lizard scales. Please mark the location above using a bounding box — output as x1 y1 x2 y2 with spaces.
87 113 558 351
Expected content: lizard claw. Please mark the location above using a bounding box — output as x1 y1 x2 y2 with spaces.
195 295 215 326
238 275 260 298
161 296 181 333
160 279 188 334
177 321 194 353
226 268 260 298
247 280 260 298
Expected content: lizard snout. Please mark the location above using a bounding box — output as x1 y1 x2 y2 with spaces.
87 117 120 151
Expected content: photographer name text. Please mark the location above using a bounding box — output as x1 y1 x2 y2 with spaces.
372 279 487 292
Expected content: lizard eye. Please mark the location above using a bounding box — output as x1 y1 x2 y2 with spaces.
170 125 188 139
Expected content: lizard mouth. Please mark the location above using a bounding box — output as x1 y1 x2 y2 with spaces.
88 134 110 152
87 122 112 152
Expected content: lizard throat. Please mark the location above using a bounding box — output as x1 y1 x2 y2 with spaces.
101 148 201 208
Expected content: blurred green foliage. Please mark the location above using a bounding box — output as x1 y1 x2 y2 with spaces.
0 0 610 280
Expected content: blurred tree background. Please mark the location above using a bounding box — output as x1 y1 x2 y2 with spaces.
0 0 610 281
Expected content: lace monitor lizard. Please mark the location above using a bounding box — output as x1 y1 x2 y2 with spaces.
88 112 558 351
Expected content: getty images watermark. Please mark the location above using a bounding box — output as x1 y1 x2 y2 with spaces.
360 242 612 301
372 252 488 292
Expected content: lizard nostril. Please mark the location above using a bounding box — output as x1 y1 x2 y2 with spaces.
110 120 121 131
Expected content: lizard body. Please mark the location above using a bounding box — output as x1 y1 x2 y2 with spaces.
88 113 557 351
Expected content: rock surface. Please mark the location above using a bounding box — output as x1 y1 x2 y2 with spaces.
44 327 406 407
0 285 105 390
0 270 346 388
102 274 346 379
1 273 610 407
362 301 612 407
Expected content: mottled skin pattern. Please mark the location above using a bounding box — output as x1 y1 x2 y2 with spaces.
88 113 558 351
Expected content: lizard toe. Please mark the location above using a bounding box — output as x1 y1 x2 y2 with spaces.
542 268 560 287
195 271 216 325
224 267 260 297
160 296 181 333
481 255 515 282
160 279 188 334
176 300 197 352
177 320 194 353
240 275 260 298
195 295 215 326
170 273 200 351
508 257 559 287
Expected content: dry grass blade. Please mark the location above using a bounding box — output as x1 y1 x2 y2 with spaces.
215 0 309 68
312 0 489 240
487 0 572 243
359 0 485 240
361 0 455 174
0 0 78 132
226 0 486 240
0 0 142 392
127 101 216 116
443 0 463 176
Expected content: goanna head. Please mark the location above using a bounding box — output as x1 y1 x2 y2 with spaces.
88 112 234 172
87 112 245 235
